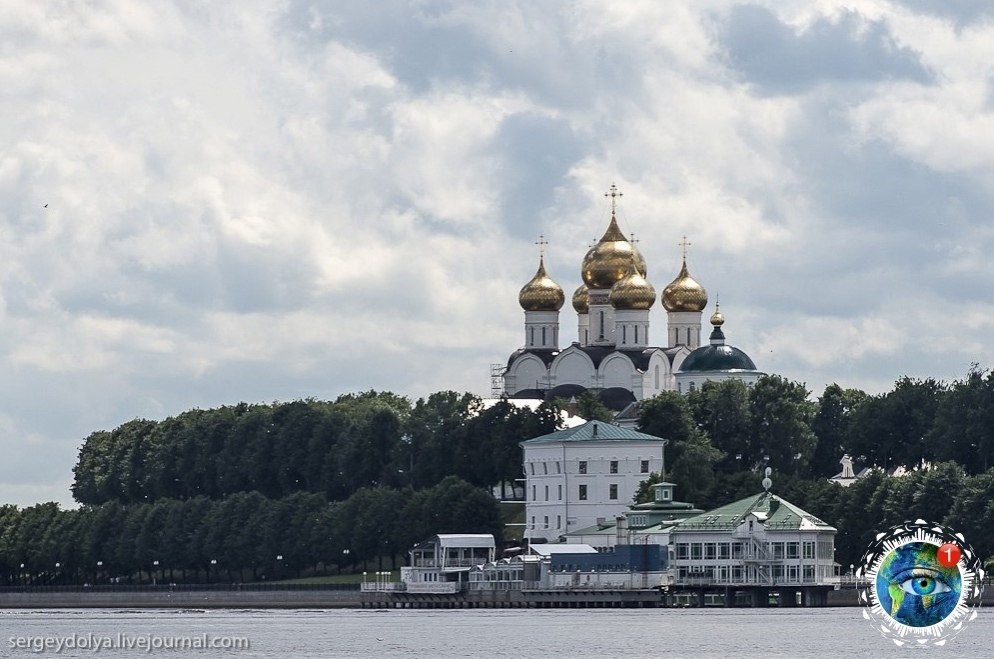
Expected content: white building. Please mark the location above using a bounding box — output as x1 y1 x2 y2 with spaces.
520 419 667 542
503 184 762 409
399 534 496 594
669 490 837 587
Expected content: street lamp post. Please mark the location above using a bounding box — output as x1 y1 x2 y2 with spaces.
19 563 25 587
276 555 283 581
210 559 217 584
340 549 350 575
152 560 159 586
96 561 103 585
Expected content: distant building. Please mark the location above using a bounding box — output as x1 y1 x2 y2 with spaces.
519 420 668 542
502 185 763 409
399 534 496 594
669 489 837 587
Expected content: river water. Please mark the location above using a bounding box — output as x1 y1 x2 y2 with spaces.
1 607 989 657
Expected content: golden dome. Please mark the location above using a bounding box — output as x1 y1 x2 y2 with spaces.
610 261 656 310
581 215 646 289
572 284 589 314
519 258 565 311
662 259 708 312
710 305 725 326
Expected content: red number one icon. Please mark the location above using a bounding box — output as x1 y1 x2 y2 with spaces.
938 543 961 568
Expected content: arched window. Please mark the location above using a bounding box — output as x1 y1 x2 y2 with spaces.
530 327 534 345
654 365 660 389
634 325 639 344
541 326 547 346
687 328 691 345
599 311 605 340
622 326 627 344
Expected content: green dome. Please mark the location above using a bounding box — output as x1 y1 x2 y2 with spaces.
680 343 757 373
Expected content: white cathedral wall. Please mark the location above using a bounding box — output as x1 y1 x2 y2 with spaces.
643 352 676 397
506 354 549 394
674 370 762 394
524 310 560 350
667 311 703 349
550 348 596 388
599 354 636 390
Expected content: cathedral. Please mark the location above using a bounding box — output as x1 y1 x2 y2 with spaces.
503 185 762 410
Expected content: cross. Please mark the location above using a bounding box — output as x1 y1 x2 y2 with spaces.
535 234 548 257
679 235 692 259
604 183 623 214
629 233 640 247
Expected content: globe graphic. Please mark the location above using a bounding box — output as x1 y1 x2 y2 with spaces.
875 542 962 627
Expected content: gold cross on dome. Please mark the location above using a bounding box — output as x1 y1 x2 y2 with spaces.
630 233 640 247
604 183 623 214
679 236 692 258
534 234 548 257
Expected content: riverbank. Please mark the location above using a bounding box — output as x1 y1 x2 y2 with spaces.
0 585 863 609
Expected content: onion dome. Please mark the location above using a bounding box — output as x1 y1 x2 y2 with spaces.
662 259 708 312
581 215 647 289
710 305 725 326
610 261 656 310
572 284 589 314
518 258 565 311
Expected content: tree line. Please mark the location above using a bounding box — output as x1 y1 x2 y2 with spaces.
72 391 560 505
636 371 994 566
0 477 498 586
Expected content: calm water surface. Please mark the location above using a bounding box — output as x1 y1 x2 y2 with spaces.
2 607 990 658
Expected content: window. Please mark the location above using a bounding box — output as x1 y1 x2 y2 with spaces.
530 516 535 528
609 484 618 500
557 515 561 529
773 565 784 580
732 566 743 581
718 543 730 560
634 325 639 344
544 485 549 501
622 325 626 344
803 542 815 559
531 485 536 501
610 460 618 474
787 565 799 582
691 543 702 560
529 463 534 475
771 542 785 559
676 544 689 560
704 543 716 560
558 484 562 500
732 542 743 559
541 327 546 346
786 542 799 559
578 461 587 474
578 484 588 500
544 515 549 529
556 462 561 474
803 565 815 582
640 460 649 473
543 462 548 475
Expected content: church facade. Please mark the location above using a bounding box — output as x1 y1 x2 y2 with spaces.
504 185 761 409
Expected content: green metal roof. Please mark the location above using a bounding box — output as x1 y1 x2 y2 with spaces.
679 344 757 373
521 420 666 446
671 491 835 532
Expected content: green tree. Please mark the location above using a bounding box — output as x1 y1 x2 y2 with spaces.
810 384 867 477
749 375 817 475
688 379 753 472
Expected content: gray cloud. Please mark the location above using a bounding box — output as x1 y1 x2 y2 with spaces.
720 6 934 94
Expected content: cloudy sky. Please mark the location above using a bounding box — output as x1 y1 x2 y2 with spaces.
3 0 994 507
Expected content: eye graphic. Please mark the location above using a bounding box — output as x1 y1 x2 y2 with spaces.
897 570 952 597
